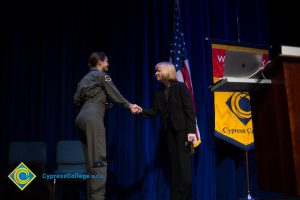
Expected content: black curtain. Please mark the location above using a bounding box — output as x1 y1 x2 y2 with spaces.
1 0 296 199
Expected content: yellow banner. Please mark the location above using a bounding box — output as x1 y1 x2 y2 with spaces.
212 43 269 149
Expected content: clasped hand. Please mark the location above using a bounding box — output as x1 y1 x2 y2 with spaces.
129 104 142 114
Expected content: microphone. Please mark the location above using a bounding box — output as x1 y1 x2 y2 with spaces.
185 141 194 154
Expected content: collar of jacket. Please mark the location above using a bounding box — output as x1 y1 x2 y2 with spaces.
158 80 177 90
89 67 102 72
170 80 177 85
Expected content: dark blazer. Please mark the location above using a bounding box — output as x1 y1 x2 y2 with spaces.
143 81 196 133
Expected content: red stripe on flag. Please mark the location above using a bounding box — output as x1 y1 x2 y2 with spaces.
180 64 196 112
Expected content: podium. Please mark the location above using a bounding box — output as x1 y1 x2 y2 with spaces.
210 68 272 199
249 55 300 195
211 77 271 92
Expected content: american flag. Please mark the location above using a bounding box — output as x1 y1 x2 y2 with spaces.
170 2 201 147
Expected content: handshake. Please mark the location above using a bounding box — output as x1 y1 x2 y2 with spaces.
129 104 143 114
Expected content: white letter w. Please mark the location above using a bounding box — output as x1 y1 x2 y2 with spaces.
217 55 225 63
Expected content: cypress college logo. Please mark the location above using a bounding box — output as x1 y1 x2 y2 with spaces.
226 92 252 125
8 162 36 190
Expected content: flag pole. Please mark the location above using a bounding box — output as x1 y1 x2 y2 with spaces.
239 150 256 200
236 0 241 42
245 150 252 199
237 16 241 42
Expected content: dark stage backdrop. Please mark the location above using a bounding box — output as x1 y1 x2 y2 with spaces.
0 0 290 199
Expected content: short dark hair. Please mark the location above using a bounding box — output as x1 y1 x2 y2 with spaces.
87 52 107 68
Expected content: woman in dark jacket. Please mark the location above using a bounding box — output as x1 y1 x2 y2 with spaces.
138 62 197 200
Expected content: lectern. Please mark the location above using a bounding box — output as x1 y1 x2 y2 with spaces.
250 55 300 195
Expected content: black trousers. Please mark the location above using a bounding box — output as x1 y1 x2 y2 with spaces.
167 129 192 200
75 103 107 200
